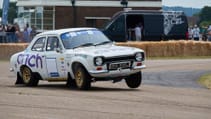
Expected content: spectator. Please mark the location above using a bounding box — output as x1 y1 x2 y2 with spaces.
30 25 37 40
188 27 193 40
207 25 211 42
23 27 30 43
192 25 200 41
0 25 6 43
6 24 17 43
135 23 143 41
15 24 23 43
201 26 208 41
26 23 32 41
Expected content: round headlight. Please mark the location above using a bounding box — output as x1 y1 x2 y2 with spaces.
95 57 103 66
135 53 142 61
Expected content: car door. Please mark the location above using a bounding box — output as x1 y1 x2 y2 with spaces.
44 35 67 80
30 36 48 79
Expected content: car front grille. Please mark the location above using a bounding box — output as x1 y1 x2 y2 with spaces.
104 55 135 63
104 55 135 71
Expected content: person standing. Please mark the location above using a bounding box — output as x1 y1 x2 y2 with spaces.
135 23 142 41
26 23 32 41
0 25 6 43
188 27 193 40
192 25 200 41
30 25 37 40
201 26 208 41
207 25 211 42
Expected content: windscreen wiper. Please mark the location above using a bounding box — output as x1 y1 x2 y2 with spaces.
73 43 95 49
95 41 112 46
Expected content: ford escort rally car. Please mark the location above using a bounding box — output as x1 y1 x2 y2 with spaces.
10 28 146 90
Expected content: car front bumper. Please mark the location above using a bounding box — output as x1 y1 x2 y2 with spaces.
89 65 146 78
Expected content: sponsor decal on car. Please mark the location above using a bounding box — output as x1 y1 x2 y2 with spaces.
17 54 43 68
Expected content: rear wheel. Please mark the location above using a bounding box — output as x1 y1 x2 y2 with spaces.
15 72 24 85
21 66 39 86
74 65 91 90
125 72 142 88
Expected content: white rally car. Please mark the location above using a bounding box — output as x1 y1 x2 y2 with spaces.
10 28 146 90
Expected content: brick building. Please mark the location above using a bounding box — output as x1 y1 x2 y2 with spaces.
16 0 162 31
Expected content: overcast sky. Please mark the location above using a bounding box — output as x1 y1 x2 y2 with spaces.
163 0 211 8
0 0 211 9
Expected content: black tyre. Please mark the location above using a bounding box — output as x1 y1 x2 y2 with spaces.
74 65 91 90
21 66 39 86
66 73 77 88
125 72 142 88
15 72 24 85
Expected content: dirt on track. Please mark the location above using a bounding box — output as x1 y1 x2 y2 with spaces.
0 59 211 119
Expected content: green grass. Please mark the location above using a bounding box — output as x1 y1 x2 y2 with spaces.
198 74 211 89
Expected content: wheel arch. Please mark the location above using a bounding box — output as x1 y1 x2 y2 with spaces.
70 61 90 79
19 65 43 80
20 65 31 75
67 56 92 79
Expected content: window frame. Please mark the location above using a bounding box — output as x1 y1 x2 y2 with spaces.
46 36 62 51
31 37 46 52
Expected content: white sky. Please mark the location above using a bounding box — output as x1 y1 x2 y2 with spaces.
0 0 211 9
162 0 211 8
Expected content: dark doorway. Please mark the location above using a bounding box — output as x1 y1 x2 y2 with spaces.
126 15 144 41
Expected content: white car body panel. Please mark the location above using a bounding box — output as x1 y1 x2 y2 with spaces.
10 28 146 82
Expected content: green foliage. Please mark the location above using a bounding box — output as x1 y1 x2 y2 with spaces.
199 6 211 22
200 21 211 27
0 2 17 24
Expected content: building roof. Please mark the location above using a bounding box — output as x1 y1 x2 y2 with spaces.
17 0 162 8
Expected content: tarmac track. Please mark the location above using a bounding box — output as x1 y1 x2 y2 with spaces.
0 59 211 119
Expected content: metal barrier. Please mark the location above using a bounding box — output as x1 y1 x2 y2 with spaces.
0 32 18 43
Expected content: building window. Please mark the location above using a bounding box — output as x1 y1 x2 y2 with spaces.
17 6 55 32
86 19 96 27
85 17 110 28
43 6 55 30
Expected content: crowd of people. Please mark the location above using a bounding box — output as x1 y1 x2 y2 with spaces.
188 24 211 41
0 23 37 43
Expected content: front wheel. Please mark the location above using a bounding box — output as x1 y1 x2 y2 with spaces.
74 65 91 90
21 66 39 86
125 72 142 88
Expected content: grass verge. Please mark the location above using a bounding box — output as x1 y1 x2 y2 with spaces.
198 74 211 89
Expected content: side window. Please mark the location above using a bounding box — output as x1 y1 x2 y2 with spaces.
46 36 61 51
31 37 45 51
109 15 125 33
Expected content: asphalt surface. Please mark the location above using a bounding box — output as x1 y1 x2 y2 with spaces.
143 59 211 88
0 59 211 119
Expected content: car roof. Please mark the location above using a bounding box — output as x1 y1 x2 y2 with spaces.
37 27 97 36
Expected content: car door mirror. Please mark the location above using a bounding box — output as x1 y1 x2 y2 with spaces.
56 48 62 53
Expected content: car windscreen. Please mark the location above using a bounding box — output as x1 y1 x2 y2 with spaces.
60 29 111 49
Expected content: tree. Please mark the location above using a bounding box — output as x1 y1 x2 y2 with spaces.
199 6 211 22
0 2 17 24
199 6 211 27
8 2 17 24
